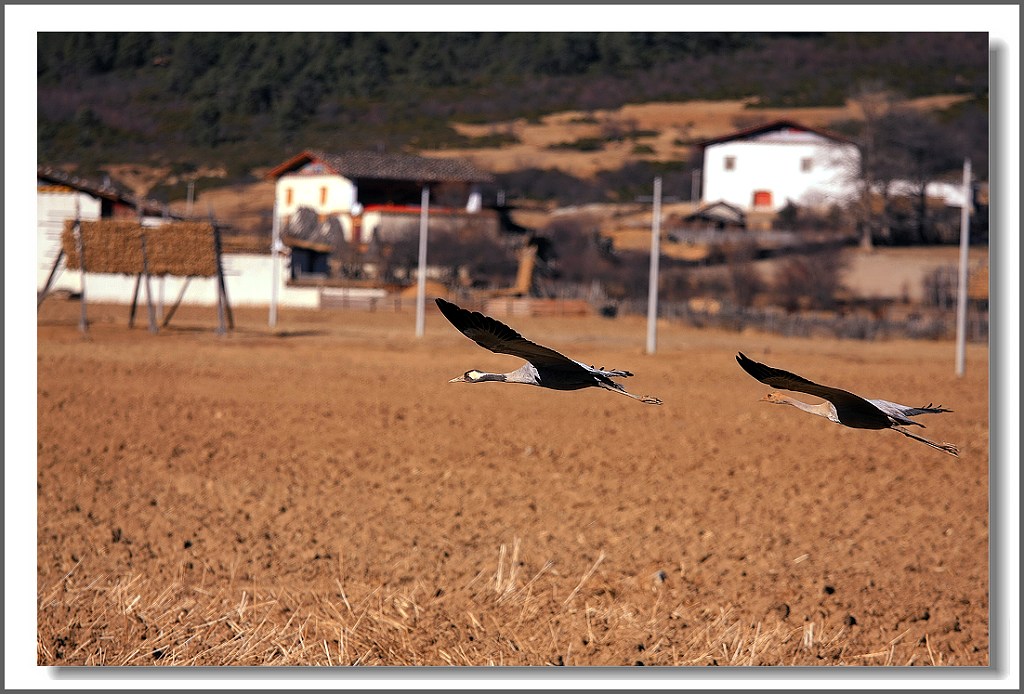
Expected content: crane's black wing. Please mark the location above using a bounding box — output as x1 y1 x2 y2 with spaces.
436 298 589 373
736 352 890 428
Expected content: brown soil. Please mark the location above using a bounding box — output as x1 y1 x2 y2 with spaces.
36 300 989 666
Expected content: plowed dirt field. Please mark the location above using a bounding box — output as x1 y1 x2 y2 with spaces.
34 300 989 668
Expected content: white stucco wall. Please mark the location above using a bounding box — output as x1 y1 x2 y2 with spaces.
37 191 101 286
276 173 357 217
276 173 361 241
887 180 971 208
37 190 323 309
37 191 173 285
40 252 324 309
702 133 859 211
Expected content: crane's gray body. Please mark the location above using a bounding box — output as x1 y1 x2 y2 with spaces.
436 298 661 404
735 351 958 457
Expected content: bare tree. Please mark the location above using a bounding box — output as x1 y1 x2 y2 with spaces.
841 85 905 249
840 84 970 247
724 241 765 308
879 109 964 244
385 225 518 288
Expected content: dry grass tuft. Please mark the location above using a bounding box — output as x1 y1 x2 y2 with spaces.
38 543 955 667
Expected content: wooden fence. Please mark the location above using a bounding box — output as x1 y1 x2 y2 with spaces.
316 291 987 343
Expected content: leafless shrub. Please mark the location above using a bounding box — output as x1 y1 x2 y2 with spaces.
378 223 517 288
542 217 649 300
921 266 959 309
724 241 766 308
659 267 695 302
772 250 849 312
775 202 853 235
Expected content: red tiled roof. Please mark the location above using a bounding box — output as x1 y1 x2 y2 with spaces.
362 203 466 215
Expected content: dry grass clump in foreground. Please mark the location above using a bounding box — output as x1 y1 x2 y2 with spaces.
38 541 954 667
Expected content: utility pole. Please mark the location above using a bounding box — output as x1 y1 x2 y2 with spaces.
73 196 88 335
635 178 680 354
646 177 663 355
269 197 282 328
415 185 430 338
954 158 972 377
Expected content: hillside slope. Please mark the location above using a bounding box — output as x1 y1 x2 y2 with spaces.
38 32 988 180
424 94 973 179
162 93 972 238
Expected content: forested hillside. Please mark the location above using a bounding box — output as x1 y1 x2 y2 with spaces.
38 31 988 189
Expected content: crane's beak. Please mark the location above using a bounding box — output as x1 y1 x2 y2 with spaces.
448 375 467 383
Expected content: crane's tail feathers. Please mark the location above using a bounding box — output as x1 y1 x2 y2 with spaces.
892 425 959 457
593 366 633 378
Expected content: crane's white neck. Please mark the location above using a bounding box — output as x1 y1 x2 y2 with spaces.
454 364 538 385
463 370 508 383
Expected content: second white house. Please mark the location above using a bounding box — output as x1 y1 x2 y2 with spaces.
699 119 860 212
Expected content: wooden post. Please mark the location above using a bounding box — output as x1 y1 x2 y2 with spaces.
157 276 165 324
214 247 226 335
133 203 158 334
72 217 89 335
140 233 158 334
128 272 142 328
161 277 193 328
37 247 65 310
210 213 234 333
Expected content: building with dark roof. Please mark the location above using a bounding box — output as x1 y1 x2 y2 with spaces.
265 149 494 185
264 149 497 281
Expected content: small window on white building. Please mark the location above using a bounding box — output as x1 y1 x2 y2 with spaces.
800 157 813 173
319 186 328 206
724 156 736 171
